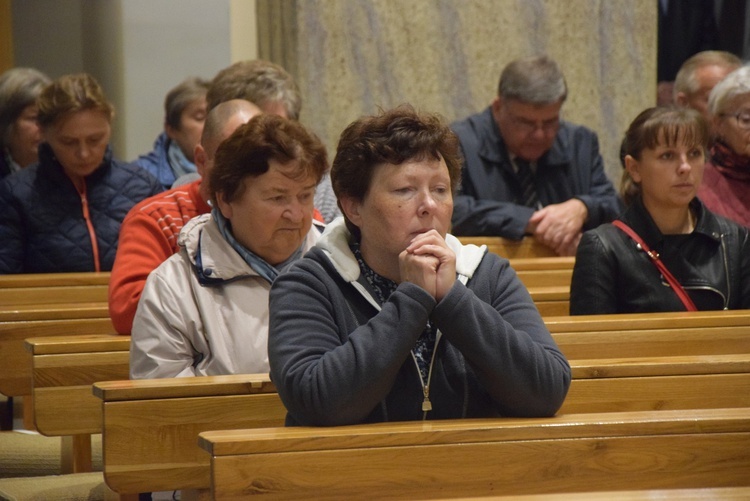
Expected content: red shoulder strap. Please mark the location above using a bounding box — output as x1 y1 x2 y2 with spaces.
612 220 698 312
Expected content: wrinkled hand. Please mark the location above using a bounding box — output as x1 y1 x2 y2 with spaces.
399 230 456 301
525 199 587 256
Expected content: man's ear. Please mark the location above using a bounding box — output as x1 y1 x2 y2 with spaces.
624 154 642 183
674 92 688 107
491 96 503 114
338 195 363 228
194 144 207 178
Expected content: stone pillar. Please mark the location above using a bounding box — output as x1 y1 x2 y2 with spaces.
258 0 656 183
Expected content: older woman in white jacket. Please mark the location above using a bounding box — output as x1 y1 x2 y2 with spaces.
130 114 328 379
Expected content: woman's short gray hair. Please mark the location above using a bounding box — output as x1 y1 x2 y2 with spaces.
708 65 750 117
498 54 567 105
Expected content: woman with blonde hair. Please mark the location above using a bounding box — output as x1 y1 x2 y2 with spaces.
0 73 160 273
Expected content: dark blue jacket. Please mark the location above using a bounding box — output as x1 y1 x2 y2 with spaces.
0 142 161 273
450 107 623 239
133 132 176 190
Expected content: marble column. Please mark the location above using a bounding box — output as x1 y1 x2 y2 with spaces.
258 0 656 184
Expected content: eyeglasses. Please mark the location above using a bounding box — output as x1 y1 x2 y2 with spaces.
720 110 750 130
509 115 560 135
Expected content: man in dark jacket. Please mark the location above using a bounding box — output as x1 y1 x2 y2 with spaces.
451 54 622 256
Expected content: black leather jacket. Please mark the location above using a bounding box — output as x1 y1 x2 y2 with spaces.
570 197 750 314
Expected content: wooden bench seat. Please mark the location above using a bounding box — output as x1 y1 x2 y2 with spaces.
197 407 750 500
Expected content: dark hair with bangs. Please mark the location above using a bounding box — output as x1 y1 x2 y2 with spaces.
208 114 328 206
331 104 462 238
620 106 709 206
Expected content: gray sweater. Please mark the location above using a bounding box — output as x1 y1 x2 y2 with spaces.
268 219 571 426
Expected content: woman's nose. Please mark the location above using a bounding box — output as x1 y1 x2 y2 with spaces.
284 202 304 222
419 192 438 214
677 153 692 172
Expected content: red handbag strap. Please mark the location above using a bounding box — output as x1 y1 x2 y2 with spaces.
612 220 698 311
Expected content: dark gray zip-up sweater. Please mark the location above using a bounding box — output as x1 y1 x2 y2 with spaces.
268 219 571 426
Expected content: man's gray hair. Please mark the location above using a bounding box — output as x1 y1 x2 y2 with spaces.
206 60 301 120
708 64 750 117
498 54 567 105
673 50 741 100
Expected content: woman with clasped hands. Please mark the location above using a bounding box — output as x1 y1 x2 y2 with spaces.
570 106 750 314
268 105 571 426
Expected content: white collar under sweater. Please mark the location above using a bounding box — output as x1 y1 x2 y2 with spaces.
316 217 487 285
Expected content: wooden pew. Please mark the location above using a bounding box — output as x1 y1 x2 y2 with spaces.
0 272 110 306
546 310 750 359
0 317 116 399
528 285 570 316
478 487 750 500
81 309 745 496
93 374 283 497
0 272 111 288
510 256 574 288
94 354 750 498
459 235 558 258
197 408 750 500
25 334 130 473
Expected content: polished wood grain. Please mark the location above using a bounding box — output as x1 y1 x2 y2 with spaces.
198 408 750 500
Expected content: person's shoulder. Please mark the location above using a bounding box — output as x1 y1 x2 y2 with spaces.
705 207 750 237
129 182 199 217
108 158 162 192
0 163 42 199
450 107 490 135
557 120 599 141
146 243 193 286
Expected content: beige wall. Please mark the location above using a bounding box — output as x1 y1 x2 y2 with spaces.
10 0 256 160
258 0 657 183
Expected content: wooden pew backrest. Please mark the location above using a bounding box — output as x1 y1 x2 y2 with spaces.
0 317 115 397
459 236 558 258
0 272 111 288
26 335 130 436
547 310 750 359
198 408 750 500
94 374 284 495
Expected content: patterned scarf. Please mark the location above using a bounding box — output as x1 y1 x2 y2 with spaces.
213 208 304 284
349 241 436 386
710 140 750 181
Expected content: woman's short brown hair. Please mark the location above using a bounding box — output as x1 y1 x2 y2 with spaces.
620 106 709 206
331 104 461 235
37 73 114 128
208 114 328 206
